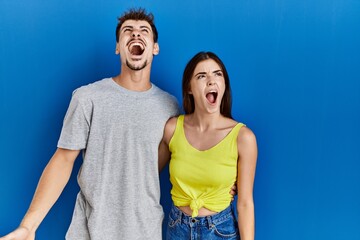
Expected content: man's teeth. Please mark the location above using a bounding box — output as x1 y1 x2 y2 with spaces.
129 43 144 50
128 42 145 55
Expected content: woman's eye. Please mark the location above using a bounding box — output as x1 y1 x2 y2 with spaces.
215 72 223 77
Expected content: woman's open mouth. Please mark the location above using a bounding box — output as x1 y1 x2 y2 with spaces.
206 90 218 104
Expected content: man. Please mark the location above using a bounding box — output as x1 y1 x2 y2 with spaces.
0 8 179 240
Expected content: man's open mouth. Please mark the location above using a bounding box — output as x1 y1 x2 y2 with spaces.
128 42 145 56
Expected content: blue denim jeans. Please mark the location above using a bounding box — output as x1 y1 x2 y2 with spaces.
166 204 240 240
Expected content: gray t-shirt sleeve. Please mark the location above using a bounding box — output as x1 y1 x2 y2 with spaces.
57 88 91 150
170 95 181 117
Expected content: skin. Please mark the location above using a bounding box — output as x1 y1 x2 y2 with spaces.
114 19 159 90
0 19 159 240
159 59 258 240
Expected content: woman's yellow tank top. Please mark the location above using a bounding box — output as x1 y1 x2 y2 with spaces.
169 115 244 217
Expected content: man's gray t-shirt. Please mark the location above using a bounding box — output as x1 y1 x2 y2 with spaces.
57 78 179 240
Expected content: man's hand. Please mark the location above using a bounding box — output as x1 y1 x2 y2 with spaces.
229 183 238 201
1 148 79 240
0 226 34 240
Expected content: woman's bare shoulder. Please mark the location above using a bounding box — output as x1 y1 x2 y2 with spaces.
237 125 257 154
163 116 179 144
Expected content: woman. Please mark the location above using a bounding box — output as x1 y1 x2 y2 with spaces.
159 51 258 240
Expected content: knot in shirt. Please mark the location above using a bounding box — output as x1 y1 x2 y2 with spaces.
190 198 204 217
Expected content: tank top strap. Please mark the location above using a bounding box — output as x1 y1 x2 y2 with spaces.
222 122 245 144
177 115 185 128
173 115 185 138
169 115 185 148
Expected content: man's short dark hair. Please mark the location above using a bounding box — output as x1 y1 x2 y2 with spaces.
116 8 158 43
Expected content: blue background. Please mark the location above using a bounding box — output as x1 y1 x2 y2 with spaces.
1 0 360 239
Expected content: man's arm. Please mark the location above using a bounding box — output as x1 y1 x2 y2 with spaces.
0 148 80 240
158 138 171 173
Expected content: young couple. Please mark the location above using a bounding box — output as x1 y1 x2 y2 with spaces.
0 8 257 240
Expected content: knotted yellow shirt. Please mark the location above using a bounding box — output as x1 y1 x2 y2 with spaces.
169 115 244 217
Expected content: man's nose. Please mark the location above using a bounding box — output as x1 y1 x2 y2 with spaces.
132 31 140 38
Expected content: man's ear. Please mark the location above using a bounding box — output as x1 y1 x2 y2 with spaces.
115 42 120 54
153 43 159 55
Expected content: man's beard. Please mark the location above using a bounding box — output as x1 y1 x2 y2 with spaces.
126 60 148 71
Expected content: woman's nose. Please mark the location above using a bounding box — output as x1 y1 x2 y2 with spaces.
207 79 215 86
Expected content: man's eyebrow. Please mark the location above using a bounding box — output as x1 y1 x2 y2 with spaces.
121 25 151 31
140 26 151 31
121 25 133 31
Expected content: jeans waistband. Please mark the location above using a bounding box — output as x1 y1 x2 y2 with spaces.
169 204 234 227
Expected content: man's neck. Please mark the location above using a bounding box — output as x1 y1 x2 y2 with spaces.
113 67 152 92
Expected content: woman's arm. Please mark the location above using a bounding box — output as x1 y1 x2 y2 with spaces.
0 148 80 240
158 117 177 172
236 126 258 240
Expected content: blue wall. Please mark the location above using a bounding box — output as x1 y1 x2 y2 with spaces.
1 1 359 239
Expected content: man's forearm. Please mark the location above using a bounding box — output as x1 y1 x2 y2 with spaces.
20 149 78 232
